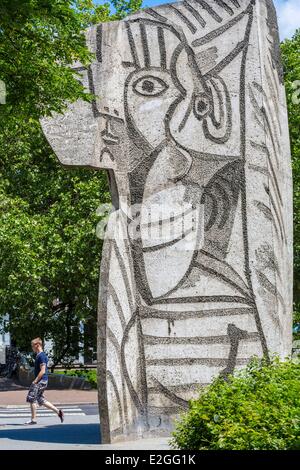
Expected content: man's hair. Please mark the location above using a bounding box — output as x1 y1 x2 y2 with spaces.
31 337 43 346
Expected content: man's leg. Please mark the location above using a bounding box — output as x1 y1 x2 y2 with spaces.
42 400 59 415
30 402 37 421
38 383 64 422
42 400 64 422
25 383 38 424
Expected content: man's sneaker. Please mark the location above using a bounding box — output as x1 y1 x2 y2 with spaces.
24 420 37 425
58 409 64 423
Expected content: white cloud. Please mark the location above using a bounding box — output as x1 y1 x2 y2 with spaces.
274 0 300 39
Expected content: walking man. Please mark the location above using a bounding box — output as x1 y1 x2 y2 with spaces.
25 337 64 425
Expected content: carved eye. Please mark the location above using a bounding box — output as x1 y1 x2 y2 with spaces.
193 94 211 120
132 75 168 97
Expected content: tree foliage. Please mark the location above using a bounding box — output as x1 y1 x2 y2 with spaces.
0 0 141 363
0 0 141 122
281 29 300 332
171 358 300 450
0 129 110 360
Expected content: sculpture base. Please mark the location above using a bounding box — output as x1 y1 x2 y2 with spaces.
110 412 177 444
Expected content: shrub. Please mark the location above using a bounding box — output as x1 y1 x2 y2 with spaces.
170 357 300 450
55 368 97 388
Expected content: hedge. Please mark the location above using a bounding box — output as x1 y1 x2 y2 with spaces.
171 357 300 450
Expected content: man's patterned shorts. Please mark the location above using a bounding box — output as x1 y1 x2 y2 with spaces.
26 381 48 406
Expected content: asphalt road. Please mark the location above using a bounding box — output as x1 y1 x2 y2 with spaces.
0 406 170 450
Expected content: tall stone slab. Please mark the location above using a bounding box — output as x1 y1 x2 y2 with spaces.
41 0 293 443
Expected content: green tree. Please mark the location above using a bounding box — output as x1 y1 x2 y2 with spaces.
0 0 141 364
281 29 300 336
0 133 111 364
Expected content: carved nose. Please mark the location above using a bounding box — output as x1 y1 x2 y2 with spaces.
101 116 120 145
100 105 120 118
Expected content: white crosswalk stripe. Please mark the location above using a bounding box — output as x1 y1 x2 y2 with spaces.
0 414 85 417
4 405 82 410
0 405 85 418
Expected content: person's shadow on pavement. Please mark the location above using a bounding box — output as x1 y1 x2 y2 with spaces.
0 423 101 445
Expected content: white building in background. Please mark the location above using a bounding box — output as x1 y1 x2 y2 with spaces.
0 314 11 364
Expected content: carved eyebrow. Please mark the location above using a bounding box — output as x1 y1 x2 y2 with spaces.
157 26 167 70
96 24 103 63
125 22 140 69
124 20 171 71
140 23 150 67
168 4 197 34
125 21 152 70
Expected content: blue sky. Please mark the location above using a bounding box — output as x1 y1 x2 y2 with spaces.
273 0 300 38
95 0 300 39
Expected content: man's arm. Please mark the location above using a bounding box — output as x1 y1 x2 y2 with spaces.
33 364 46 384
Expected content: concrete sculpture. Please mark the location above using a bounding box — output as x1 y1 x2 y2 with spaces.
41 0 293 443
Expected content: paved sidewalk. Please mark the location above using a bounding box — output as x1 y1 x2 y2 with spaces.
0 389 98 406
0 379 171 450
0 415 171 450
0 377 25 391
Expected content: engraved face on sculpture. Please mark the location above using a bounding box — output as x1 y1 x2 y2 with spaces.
126 68 183 148
123 20 236 165
40 10 246 170
121 15 252 301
